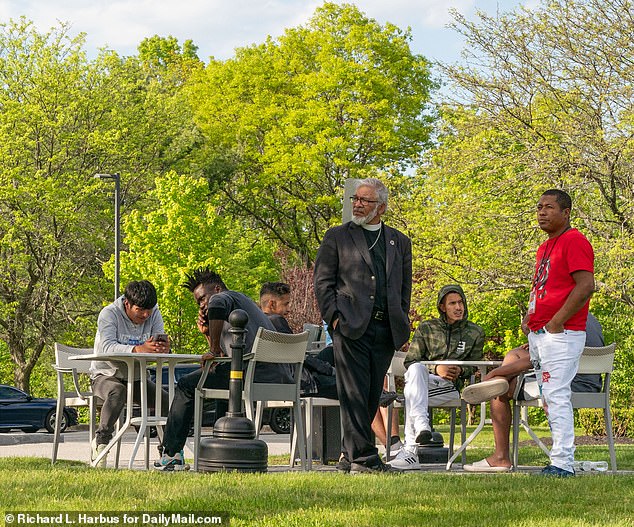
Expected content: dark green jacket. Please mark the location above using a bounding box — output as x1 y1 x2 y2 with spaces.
405 285 484 382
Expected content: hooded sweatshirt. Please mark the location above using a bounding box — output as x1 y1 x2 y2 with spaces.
90 295 165 380
404 284 484 381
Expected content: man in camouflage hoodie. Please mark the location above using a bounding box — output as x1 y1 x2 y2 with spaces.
388 284 484 470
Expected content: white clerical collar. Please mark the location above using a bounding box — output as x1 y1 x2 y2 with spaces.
362 222 382 232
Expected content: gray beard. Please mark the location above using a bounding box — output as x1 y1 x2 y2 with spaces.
351 206 379 226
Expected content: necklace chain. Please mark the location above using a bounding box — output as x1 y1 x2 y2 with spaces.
368 227 382 251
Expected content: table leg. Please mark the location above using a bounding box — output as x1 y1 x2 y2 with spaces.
129 357 148 469
445 366 489 470
446 401 486 469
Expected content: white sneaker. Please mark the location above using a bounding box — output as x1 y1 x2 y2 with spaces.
91 438 107 468
382 440 404 462
387 448 421 471
573 461 608 472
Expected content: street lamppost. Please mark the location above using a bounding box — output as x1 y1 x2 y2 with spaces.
94 173 121 300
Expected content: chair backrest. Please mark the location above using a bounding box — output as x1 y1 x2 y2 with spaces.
52 343 101 464
303 323 322 342
244 329 309 402
576 343 616 375
250 328 310 365
303 323 326 352
55 343 95 374
571 343 617 410
388 351 408 388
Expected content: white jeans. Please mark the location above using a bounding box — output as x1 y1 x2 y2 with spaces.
528 328 585 473
402 362 460 448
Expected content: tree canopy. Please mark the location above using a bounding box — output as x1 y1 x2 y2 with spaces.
1 1 633 410
187 2 435 265
0 21 202 390
406 0 634 395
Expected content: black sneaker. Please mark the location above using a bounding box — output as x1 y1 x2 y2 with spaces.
379 390 399 407
415 429 433 446
350 461 403 475
336 457 351 473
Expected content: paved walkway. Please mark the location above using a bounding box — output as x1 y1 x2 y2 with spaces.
0 426 297 470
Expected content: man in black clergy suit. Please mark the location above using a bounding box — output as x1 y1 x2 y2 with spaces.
314 177 412 474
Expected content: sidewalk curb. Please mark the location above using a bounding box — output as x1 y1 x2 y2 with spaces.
0 434 57 445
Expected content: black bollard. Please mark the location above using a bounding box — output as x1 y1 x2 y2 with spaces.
197 309 268 472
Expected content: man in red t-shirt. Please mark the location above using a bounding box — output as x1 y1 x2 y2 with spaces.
520 189 595 477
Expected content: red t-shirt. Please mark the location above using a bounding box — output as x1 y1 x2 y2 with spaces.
528 228 594 331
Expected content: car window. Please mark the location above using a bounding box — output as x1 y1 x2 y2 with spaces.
0 386 27 399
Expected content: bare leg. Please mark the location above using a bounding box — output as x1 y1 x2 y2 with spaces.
486 390 513 468
371 406 401 448
382 406 400 438
484 346 529 468
371 376 401 448
371 410 387 447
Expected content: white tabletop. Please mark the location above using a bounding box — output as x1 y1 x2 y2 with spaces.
420 360 502 366
70 352 205 362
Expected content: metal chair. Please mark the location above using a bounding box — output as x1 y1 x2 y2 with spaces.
511 343 617 472
290 325 339 469
385 351 467 463
303 323 327 353
193 329 310 471
299 395 341 470
51 343 120 466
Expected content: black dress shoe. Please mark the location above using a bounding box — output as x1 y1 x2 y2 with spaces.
416 429 433 446
336 457 351 473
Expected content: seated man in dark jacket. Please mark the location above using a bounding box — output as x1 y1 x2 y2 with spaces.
259 281 337 399
155 269 293 471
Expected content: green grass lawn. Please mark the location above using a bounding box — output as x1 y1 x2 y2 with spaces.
2 427 633 527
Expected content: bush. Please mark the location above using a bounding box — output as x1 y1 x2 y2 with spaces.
578 408 634 438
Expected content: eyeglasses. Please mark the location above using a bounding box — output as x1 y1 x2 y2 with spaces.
350 195 379 206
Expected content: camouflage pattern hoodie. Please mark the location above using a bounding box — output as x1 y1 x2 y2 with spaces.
404 284 484 382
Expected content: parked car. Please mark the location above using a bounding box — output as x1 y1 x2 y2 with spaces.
131 365 291 435
0 384 78 433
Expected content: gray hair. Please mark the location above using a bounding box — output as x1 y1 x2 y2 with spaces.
355 177 388 208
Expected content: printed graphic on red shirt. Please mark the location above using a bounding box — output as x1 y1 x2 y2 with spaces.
534 259 549 300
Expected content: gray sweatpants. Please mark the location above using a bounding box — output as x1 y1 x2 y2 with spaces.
91 374 169 445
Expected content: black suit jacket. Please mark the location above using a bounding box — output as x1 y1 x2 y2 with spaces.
313 221 412 350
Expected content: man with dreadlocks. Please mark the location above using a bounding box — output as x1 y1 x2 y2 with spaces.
154 268 292 471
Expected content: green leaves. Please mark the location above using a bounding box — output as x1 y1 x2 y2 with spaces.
117 171 280 353
187 2 434 264
411 1 634 397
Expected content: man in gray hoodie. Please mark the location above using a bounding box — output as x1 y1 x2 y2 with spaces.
90 280 170 466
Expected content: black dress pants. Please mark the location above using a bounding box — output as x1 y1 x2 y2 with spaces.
161 362 231 456
333 320 393 466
